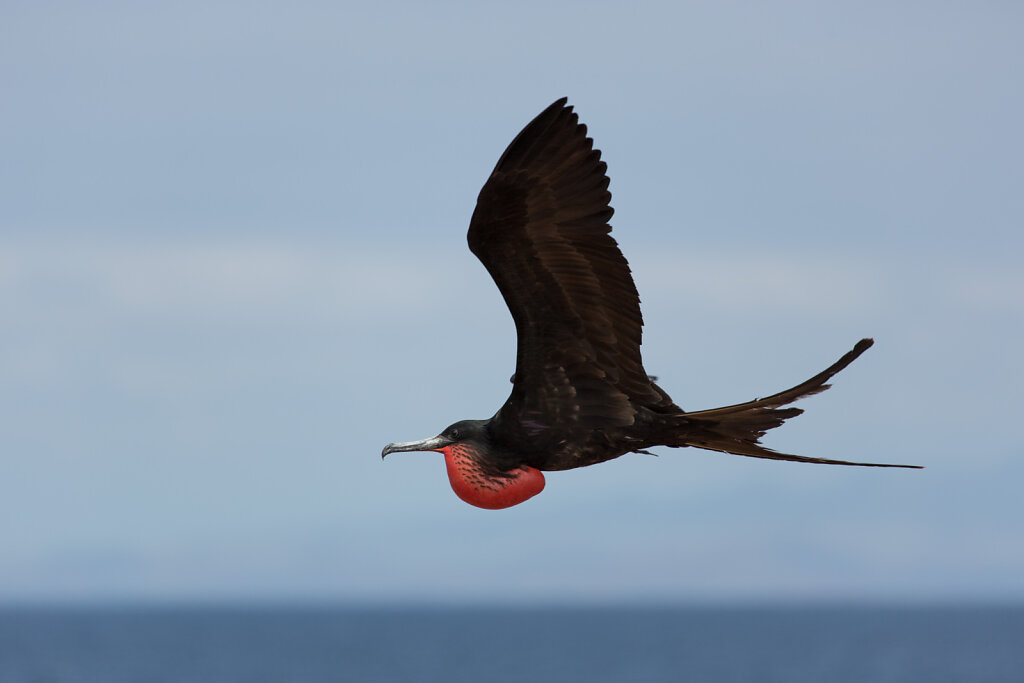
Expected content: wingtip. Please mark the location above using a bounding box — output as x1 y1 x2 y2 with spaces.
545 97 571 115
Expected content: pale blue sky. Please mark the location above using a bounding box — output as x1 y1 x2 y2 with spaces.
1 2 1022 603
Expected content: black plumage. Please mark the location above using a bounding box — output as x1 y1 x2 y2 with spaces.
383 99 918 509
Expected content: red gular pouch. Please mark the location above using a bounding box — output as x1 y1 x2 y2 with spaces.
442 444 545 510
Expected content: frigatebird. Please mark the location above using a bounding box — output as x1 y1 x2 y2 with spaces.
382 98 919 509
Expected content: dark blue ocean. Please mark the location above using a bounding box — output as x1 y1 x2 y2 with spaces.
1 605 1022 682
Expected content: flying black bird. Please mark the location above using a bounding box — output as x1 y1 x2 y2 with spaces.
382 98 919 509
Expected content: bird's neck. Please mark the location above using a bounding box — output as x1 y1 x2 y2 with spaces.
442 444 545 509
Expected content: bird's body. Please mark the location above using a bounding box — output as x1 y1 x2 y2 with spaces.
383 98 918 509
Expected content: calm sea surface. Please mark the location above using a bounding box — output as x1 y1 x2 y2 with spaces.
1 605 1021 682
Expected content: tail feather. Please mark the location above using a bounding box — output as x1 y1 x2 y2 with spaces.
676 338 921 469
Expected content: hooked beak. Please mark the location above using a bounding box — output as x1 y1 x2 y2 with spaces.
381 434 453 459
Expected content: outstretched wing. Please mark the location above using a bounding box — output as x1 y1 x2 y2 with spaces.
467 98 670 448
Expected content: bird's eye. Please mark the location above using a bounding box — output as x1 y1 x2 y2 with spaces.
449 428 461 440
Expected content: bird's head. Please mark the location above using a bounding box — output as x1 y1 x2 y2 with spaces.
382 419 545 510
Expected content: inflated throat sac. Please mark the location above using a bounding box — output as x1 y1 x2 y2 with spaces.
442 445 545 509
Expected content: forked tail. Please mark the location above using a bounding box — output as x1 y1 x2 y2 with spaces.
675 338 921 468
